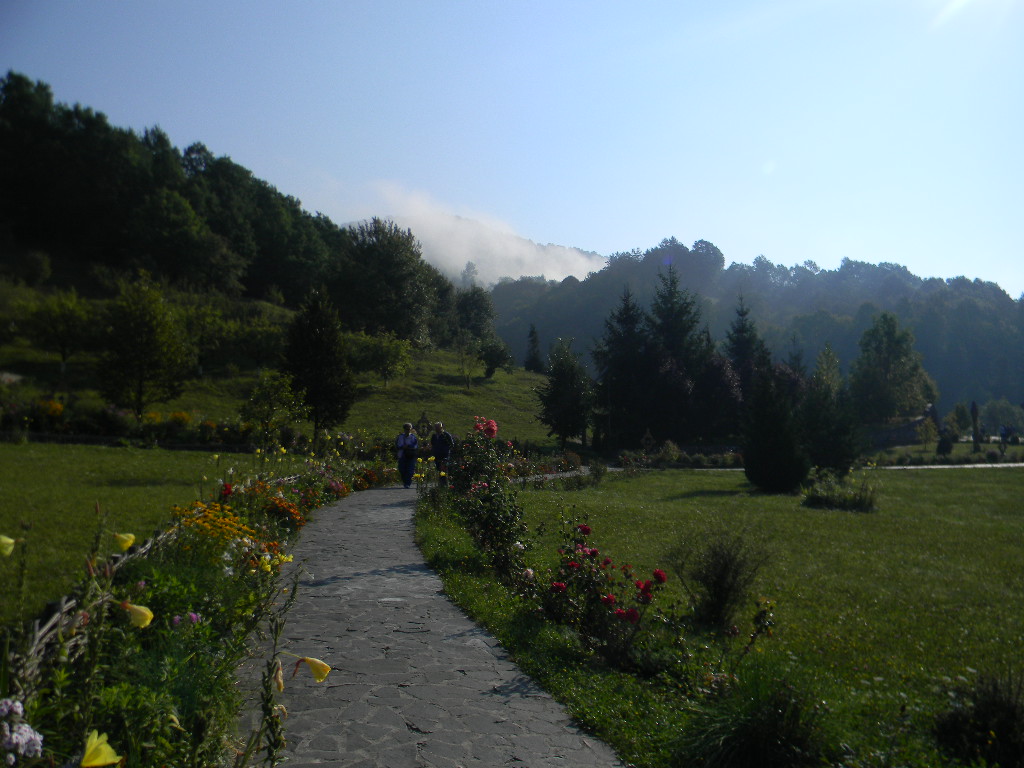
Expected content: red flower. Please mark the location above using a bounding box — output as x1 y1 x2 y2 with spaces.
220 483 233 498
483 419 498 438
568 561 580 569
577 524 592 535
600 593 616 605
550 582 567 592
653 568 668 584
616 607 641 624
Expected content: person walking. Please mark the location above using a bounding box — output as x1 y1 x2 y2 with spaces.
429 421 457 486
396 422 419 488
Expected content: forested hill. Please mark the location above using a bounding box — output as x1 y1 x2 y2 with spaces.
492 238 1024 410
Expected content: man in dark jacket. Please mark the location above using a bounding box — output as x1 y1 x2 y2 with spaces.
430 421 457 486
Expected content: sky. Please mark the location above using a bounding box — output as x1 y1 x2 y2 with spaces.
2 0 1022 297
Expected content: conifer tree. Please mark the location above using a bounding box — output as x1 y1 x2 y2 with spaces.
536 338 594 449
524 323 544 373
283 289 355 447
743 367 811 493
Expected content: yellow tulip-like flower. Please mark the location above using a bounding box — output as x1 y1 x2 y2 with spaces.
113 532 135 552
0 534 15 557
292 656 331 682
81 729 121 766
120 601 153 628
272 659 285 692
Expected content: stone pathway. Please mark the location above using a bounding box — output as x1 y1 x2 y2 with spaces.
273 485 626 768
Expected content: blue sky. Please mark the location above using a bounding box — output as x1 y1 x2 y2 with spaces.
3 0 1022 297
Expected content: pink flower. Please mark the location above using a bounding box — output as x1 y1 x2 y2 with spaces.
577 524 591 535
483 420 498 438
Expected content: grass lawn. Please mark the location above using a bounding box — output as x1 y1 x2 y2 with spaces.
0 442 309 626
417 466 1024 766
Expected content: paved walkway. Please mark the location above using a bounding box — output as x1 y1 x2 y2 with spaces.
272 485 626 768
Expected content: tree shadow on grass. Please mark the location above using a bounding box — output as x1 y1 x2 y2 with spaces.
664 489 747 501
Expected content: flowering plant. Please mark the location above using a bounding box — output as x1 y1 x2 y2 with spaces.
539 518 672 668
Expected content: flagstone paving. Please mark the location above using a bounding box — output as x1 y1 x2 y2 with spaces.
271 485 626 767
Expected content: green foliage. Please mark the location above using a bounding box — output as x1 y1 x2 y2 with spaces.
801 343 862 474
19 288 92 378
284 290 355 441
671 667 837 768
934 668 1024 768
535 338 593 449
524 323 544 373
667 526 771 632
850 311 938 423
801 470 879 512
98 275 193 420
477 333 514 379
239 369 307 450
742 369 811 493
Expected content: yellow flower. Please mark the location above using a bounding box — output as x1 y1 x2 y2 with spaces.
120 601 153 628
293 656 331 682
0 535 15 557
82 730 121 766
113 532 135 552
272 659 285 692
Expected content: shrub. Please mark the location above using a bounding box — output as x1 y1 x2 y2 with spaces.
538 518 671 668
802 471 878 513
667 527 770 632
672 669 836 768
935 669 1024 768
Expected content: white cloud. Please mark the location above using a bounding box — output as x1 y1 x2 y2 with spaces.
372 183 606 286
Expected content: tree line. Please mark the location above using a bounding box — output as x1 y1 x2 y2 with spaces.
0 70 513 366
495 237 1024 413
535 264 1021 490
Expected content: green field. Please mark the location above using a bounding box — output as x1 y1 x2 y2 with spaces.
417 466 1024 766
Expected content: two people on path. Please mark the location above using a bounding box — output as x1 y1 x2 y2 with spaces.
396 421 457 488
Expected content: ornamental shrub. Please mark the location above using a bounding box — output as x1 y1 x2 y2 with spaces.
539 517 671 668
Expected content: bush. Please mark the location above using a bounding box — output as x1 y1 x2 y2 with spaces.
668 527 770 632
935 669 1024 768
802 471 878 513
672 669 836 768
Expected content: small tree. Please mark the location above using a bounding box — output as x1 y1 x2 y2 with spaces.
240 369 308 450
536 338 594 449
98 275 193 421
478 334 514 378
22 288 92 380
743 368 811 493
524 323 544 373
283 290 355 448
801 344 861 474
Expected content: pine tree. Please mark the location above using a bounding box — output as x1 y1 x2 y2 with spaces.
592 288 650 448
536 338 594 449
283 290 355 447
743 367 811 493
524 323 544 373
801 344 862 474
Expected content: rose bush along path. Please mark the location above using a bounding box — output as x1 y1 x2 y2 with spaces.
262 483 625 768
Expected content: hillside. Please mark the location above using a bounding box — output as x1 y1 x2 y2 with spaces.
491 240 1024 412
